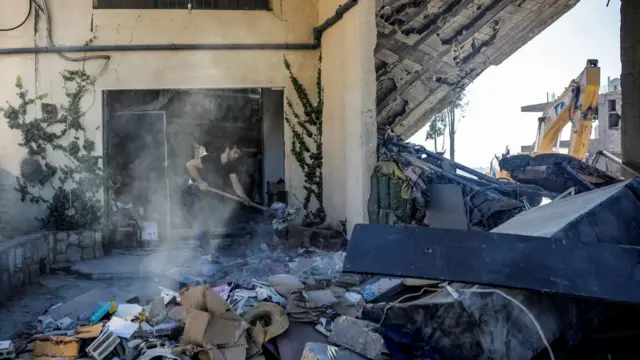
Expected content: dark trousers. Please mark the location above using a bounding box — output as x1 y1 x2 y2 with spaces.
189 184 207 249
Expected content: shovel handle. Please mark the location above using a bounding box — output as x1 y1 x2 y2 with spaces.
205 187 269 212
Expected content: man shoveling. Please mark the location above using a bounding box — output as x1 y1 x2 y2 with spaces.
186 142 253 250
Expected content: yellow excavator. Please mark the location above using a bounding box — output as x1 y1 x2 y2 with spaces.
488 59 600 180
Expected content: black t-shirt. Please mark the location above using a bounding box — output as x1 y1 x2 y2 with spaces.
197 153 238 187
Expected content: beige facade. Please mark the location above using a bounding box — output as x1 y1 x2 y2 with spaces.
595 79 623 156
0 0 376 237
592 78 623 175
319 0 376 233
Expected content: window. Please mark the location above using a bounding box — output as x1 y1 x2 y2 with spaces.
94 0 270 10
608 113 621 129
608 99 617 113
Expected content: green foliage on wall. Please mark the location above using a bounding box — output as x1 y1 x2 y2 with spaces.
1 69 104 231
284 53 326 226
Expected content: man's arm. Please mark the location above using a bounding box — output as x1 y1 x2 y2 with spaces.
186 158 208 189
229 173 251 204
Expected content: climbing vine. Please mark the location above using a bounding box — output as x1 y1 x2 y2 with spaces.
1 69 104 231
284 53 326 226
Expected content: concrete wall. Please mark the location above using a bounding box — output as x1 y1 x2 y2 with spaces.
621 0 640 175
597 90 622 155
0 0 324 236
319 0 377 234
0 230 104 303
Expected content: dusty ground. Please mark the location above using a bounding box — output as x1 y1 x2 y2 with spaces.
0 238 344 340
0 275 155 339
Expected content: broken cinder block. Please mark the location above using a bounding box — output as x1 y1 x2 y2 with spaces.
0 341 15 360
328 316 388 360
301 342 367 360
86 330 120 360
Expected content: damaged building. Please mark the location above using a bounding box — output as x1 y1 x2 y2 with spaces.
0 0 584 239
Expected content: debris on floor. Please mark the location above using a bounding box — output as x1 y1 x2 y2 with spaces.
3 132 639 360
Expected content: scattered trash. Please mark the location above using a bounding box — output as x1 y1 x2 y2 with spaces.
34 337 80 358
0 341 15 360
328 316 388 360
87 330 120 360
343 292 363 306
114 304 143 320
76 323 103 339
106 317 139 339
243 302 289 342
90 301 117 324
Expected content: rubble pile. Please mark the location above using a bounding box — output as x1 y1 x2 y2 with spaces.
353 130 640 359
1 249 456 360
373 130 625 231
373 130 561 231
3 131 638 360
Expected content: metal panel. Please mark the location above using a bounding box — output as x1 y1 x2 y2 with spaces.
492 178 640 246
425 184 468 229
343 224 640 303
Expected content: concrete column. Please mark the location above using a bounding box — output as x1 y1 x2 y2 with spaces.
342 0 377 235
319 0 377 234
620 0 640 174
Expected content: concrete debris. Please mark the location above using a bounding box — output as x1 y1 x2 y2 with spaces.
0 341 15 360
300 343 367 360
6 150 637 360
86 330 120 360
377 130 559 230
328 317 388 360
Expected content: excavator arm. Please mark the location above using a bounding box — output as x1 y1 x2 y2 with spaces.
534 59 600 160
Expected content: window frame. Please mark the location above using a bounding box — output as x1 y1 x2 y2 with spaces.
93 0 271 11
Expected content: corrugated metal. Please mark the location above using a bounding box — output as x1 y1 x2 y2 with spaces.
95 0 270 10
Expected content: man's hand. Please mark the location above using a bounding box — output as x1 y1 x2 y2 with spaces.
242 196 251 206
198 182 210 191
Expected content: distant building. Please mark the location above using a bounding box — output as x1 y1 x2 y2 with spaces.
592 78 622 175
519 77 622 176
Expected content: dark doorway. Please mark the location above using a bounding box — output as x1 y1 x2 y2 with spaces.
107 111 170 240
103 88 285 244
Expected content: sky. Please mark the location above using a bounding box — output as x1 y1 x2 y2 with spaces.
408 0 622 169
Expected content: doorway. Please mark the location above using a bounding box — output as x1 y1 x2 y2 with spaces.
103 88 285 243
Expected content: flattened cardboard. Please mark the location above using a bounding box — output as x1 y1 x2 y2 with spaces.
75 323 103 339
180 286 208 311
203 313 244 346
34 337 79 358
205 289 230 315
218 334 248 360
181 309 211 346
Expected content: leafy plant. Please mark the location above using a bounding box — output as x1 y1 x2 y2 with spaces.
426 91 468 153
284 53 326 226
1 69 104 230
426 112 446 152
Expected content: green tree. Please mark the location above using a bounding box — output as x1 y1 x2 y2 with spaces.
425 91 468 155
446 91 468 161
425 112 446 152
1 70 104 231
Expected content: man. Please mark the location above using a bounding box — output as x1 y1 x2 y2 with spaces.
185 142 252 249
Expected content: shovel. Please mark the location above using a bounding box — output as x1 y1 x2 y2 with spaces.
204 187 270 212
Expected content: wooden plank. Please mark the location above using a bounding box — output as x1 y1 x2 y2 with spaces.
343 224 640 303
